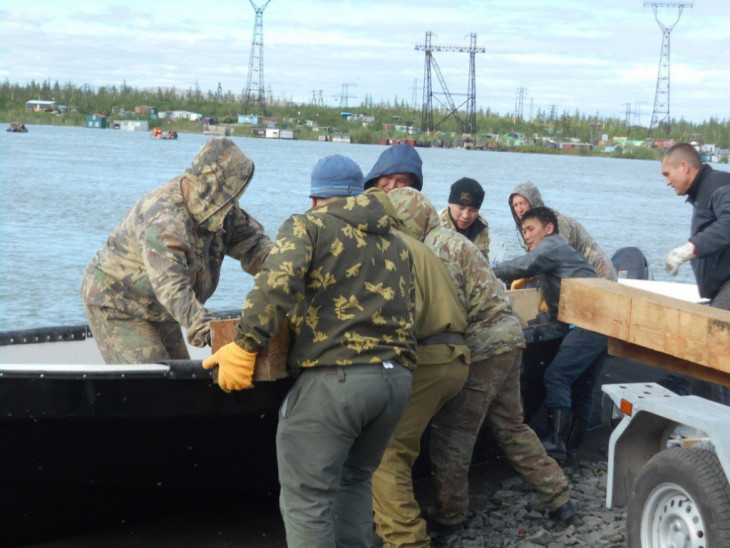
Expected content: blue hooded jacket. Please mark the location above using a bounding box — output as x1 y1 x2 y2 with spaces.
363 144 424 191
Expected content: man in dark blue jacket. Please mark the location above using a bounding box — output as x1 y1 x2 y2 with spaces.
662 143 730 405
493 207 606 459
662 143 730 311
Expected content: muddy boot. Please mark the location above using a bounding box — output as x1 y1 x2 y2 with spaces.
549 500 583 528
542 408 571 460
566 417 589 460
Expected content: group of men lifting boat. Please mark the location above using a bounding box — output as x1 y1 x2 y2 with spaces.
80 138 730 546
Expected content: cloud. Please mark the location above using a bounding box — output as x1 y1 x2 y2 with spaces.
1 0 728 123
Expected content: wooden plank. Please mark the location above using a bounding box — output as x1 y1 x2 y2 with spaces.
507 288 541 326
559 278 730 373
209 318 290 382
609 339 730 387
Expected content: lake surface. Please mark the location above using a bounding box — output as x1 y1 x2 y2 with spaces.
2 124 726 332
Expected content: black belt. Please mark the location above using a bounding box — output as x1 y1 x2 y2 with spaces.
418 332 466 346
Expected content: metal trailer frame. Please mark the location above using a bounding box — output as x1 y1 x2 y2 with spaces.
602 382 730 509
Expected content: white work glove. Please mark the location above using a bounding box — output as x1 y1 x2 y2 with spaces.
665 242 695 275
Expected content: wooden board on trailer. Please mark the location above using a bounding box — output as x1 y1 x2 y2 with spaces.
558 278 730 385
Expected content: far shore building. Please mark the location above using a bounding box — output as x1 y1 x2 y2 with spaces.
26 100 57 112
86 114 107 129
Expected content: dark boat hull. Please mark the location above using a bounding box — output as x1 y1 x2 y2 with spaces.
0 317 721 544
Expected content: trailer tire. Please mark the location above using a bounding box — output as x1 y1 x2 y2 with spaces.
627 447 730 548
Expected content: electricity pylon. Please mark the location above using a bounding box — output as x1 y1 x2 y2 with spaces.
644 1 693 137
416 31 485 135
243 0 271 114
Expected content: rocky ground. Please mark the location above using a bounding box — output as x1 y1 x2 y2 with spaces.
426 459 627 548
402 426 628 548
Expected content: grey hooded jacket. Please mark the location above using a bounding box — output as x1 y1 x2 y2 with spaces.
509 182 616 281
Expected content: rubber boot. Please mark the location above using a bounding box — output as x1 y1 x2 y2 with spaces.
541 408 571 460
549 500 583 528
566 418 589 460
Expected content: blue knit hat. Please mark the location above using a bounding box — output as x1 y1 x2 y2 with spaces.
310 155 364 198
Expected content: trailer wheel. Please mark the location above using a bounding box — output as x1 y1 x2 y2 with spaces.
627 447 730 548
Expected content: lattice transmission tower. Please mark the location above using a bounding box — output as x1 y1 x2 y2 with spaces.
416 32 485 135
311 90 324 107
335 83 357 109
644 2 693 137
514 87 526 124
243 0 271 114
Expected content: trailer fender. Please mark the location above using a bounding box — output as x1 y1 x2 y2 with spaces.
602 383 730 508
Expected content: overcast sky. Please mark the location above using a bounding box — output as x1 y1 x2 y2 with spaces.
2 0 729 124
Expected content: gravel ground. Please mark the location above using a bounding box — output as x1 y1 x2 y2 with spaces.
424 459 627 548
405 425 628 548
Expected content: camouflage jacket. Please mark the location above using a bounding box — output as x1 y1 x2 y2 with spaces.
509 182 617 281
389 188 525 362
80 139 273 346
438 206 491 261
235 193 417 371
369 189 470 367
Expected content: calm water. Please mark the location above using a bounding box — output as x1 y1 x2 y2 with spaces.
2 124 726 332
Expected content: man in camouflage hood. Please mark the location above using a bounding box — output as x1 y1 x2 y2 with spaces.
509 181 616 281
80 138 273 364
387 188 578 538
368 187 470 548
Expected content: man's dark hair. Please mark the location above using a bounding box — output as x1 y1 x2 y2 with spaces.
663 143 702 169
520 206 559 234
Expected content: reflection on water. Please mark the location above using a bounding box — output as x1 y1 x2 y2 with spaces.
3 124 725 331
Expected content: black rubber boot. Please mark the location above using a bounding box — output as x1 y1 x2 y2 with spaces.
549 500 583 528
541 407 571 460
566 417 589 460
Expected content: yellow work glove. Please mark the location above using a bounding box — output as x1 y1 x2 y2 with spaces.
510 278 529 290
202 342 258 392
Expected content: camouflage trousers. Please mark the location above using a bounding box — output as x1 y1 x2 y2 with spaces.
428 349 571 526
372 359 469 548
84 304 190 364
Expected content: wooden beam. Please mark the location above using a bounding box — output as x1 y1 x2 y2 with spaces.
609 339 730 387
209 318 290 382
559 278 730 374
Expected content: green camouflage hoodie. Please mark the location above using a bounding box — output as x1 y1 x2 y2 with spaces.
388 188 525 362
235 193 417 370
81 138 273 346
509 182 617 281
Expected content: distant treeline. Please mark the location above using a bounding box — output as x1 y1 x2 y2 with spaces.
2 78 729 149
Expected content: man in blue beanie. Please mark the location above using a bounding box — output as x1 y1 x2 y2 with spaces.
204 154 417 547
363 143 424 192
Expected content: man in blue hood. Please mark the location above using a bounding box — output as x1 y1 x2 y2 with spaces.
363 143 424 192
